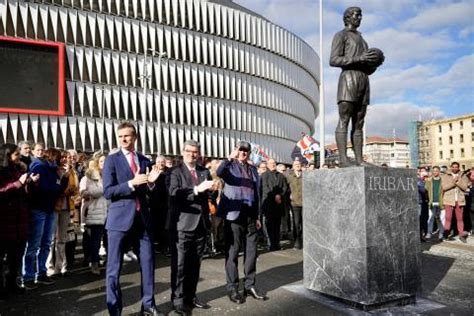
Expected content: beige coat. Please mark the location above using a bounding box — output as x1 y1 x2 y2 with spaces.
441 172 470 206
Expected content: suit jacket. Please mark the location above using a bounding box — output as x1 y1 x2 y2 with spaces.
103 150 153 232
167 163 211 232
216 159 260 219
261 170 289 218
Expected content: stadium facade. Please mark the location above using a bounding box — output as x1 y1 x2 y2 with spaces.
0 0 319 162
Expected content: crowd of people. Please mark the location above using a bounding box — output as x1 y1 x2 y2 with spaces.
417 163 474 243
1 121 473 315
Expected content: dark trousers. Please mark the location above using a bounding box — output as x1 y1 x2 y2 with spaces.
420 203 429 236
106 216 155 316
0 239 26 289
463 205 472 233
154 206 169 252
170 222 206 307
87 225 104 264
280 204 291 236
81 228 90 264
224 214 258 291
292 206 303 249
265 216 281 251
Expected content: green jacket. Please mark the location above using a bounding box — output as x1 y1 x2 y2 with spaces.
286 170 303 207
424 177 443 207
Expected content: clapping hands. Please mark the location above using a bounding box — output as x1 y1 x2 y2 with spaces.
146 165 162 183
130 166 162 187
130 169 149 186
196 180 215 193
19 173 40 185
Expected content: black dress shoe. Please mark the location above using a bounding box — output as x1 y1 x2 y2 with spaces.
192 297 211 309
142 306 164 316
173 304 191 315
244 287 268 300
227 288 245 304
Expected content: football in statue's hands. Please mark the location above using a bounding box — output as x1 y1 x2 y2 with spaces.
366 48 385 67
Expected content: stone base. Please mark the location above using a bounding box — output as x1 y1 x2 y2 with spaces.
318 291 416 311
283 284 445 315
303 166 421 307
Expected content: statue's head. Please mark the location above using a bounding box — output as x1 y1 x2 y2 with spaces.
343 6 362 28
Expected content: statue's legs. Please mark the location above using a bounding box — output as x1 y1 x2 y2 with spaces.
350 103 367 165
335 101 352 166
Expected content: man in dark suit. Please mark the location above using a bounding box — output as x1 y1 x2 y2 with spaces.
261 159 289 251
216 141 268 304
167 140 214 315
102 122 162 316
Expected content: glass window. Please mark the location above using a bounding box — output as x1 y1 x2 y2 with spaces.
460 121 463 129
450 149 454 158
461 148 465 158
439 137 442 145
460 134 464 143
449 136 453 144
439 151 443 159
449 123 452 131
438 125 442 133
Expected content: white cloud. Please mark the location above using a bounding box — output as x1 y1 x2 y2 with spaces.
371 65 435 101
365 28 458 65
316 102 445 144
433 54 474 87
365 102 444 139
402 1 474 31
327 0 421 15
459 25 474 38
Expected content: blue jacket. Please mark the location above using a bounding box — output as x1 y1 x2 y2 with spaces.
28 158 66 212
102 150 153 233
216 159 260 220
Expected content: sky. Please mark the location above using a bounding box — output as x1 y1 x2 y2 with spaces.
234 0 474 144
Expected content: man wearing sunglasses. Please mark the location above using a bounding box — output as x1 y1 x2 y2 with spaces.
216 141 268 304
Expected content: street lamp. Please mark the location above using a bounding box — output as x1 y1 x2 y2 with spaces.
139 48 167 155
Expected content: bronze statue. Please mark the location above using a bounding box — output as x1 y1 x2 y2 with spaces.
330 7 384 167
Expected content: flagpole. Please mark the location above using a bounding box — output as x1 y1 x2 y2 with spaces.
319 0 325 167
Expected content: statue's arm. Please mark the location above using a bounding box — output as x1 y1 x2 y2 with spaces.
330 32 363 67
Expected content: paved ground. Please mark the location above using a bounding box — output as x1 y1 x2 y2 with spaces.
1 237 473 315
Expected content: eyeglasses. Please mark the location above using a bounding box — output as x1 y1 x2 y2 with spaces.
238 148 249 153
184 149 199 154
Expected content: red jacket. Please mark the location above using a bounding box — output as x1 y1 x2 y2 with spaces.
0 165 29 241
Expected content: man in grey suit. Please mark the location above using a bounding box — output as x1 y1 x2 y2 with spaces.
167 140 215 315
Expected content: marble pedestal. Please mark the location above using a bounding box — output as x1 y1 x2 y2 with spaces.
303 166 421 310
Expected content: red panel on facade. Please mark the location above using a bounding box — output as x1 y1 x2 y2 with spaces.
0 36 65 116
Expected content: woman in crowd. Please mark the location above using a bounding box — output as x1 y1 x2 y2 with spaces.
0 144 39 297
80 153 108 275
208 159 225 253
47 150 79 276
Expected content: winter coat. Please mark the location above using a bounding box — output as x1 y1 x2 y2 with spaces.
425 177 444 207
286 170 303 207
261 170 289 218
55 168 79 212
442 172 470 206
28 157 67 212
0 164 29 240
79 169 108 226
